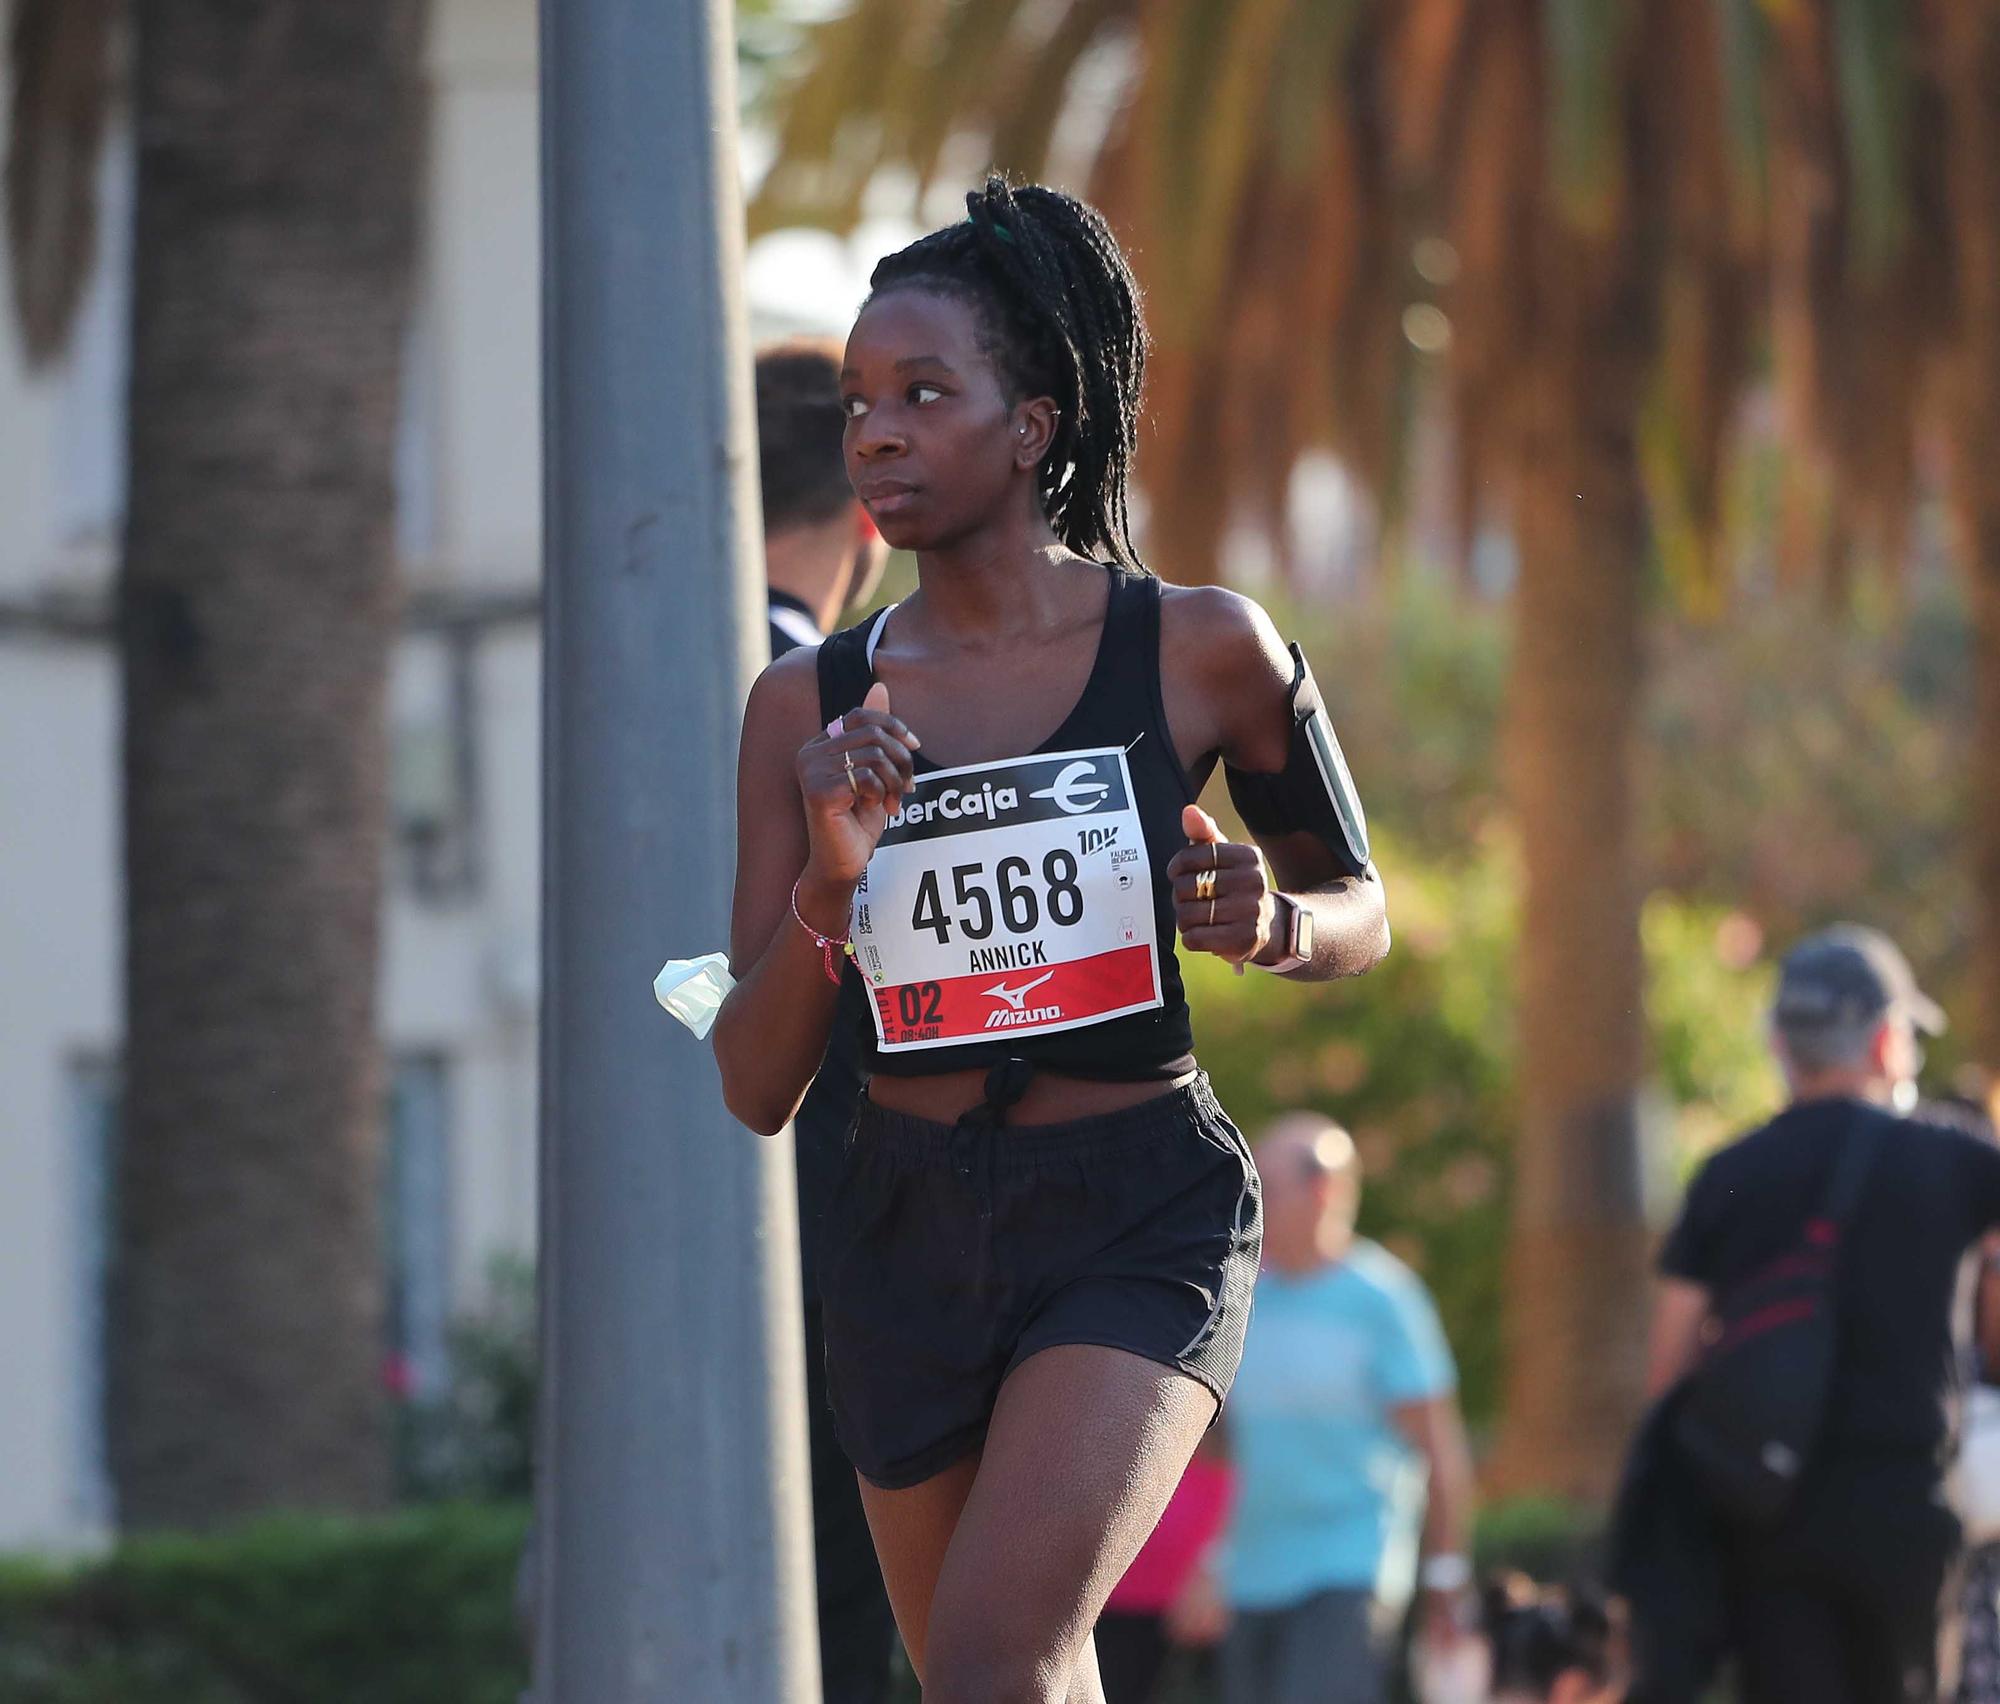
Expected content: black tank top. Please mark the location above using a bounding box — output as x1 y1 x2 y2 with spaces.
816 566 1199 1082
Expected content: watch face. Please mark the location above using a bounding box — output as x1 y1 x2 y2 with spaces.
1294 903 1313 959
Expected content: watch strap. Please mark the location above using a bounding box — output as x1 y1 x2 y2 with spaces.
1254 892 1310 975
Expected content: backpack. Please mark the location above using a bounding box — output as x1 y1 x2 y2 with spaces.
1672 1107 1885 1529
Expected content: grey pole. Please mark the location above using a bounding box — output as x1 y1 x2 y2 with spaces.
535 0 820 1696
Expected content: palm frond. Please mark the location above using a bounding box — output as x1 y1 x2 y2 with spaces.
6 0 119 368
1544 0 1636 233
986 0 1134 184
751 0 947 234
892 0 1040 198
1828 0 1909 277
1142 0 1294 334
1713 0 1771 239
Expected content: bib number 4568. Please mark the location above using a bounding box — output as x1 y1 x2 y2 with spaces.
910 850 1085 945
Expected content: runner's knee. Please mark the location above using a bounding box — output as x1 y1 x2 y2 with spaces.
920 1639 1070 1704
922 1591 1082 1704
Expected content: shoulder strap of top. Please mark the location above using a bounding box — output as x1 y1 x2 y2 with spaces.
816 608 892 726
1127 570 1200 802
865 605 894 667
1084 568 1154 703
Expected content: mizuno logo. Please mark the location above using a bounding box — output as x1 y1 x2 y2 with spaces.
985 1004 1063 1029
1029 760 1111 815
983 970 1056 1012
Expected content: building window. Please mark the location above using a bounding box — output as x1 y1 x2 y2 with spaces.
66 1051 455 1509
395 288 438 565
384 1055 454 1404
63 1058 119 1532
390 630 485 905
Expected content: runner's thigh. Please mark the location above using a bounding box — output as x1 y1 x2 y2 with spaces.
920 1344 1215 1703
856 1451 982 1683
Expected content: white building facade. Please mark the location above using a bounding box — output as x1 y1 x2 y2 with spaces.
0 0 898 1551
0 0 520 1551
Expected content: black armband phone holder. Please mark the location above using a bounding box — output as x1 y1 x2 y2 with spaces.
1223 645 1371 879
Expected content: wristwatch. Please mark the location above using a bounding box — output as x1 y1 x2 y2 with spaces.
1419 1552 1473 1593
1255 893 1312 975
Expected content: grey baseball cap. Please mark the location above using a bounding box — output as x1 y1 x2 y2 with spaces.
1773 924 1947 1037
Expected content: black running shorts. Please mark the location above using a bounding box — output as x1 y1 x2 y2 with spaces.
817 1073 1263 1490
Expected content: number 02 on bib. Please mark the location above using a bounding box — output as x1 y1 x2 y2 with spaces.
851 747 1163 1053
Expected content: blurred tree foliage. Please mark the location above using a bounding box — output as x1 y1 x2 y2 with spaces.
1289 574 1976 1069
394 1259 537 1505
1188 579 1972 1428
1646 591 1975 1044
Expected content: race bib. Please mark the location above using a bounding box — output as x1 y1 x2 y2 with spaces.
851 747 1162 1052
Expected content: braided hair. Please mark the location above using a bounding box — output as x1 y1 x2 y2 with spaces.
867 176 1149 573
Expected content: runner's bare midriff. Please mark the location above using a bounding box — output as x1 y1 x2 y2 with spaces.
864 1066 1197 1127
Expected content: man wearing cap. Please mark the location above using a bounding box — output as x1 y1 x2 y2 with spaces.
1647 925 2000 1702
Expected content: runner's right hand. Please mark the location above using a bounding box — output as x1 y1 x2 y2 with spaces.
795 682 921 890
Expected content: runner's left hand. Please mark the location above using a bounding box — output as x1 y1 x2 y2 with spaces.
1168 805 1275 965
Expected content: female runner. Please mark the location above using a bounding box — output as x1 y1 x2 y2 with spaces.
714 177 1389 1703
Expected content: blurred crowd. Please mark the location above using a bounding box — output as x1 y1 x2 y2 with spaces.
1087 922 2000 1704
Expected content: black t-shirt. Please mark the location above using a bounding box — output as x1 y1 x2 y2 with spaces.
1661 1097 2000 1470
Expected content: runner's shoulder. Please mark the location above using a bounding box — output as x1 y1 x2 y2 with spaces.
1157 584 1293 698
743 645 824 749
1158 584 1296 763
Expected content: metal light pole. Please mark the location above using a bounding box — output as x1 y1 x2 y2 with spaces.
536 0 820 1696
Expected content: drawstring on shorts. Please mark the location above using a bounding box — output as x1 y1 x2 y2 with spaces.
950 1058 1036 1240
956 1057 1036 1132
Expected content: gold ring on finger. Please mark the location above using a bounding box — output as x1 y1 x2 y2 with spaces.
1207 896 1217 928
843 751 858 796
1194 869 1217 903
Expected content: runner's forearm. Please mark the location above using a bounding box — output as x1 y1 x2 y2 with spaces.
1256 868 1389 981
714 870 857 1134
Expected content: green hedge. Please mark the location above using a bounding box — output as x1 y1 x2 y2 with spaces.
0 1505 529 1704
1 1498 1595 1704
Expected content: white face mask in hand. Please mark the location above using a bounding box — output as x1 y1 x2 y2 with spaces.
654 953 736 1040
1411 1637 1492 1704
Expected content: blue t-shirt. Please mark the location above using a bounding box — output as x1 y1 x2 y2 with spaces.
1223 1241 1457 1611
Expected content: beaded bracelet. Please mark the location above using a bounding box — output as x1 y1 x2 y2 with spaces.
790 879 855 985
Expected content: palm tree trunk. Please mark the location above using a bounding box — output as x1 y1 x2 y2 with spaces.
1141 341 1229 586
111 0 426 1530
1970 530 2000 1071
1491 404 1653 1500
